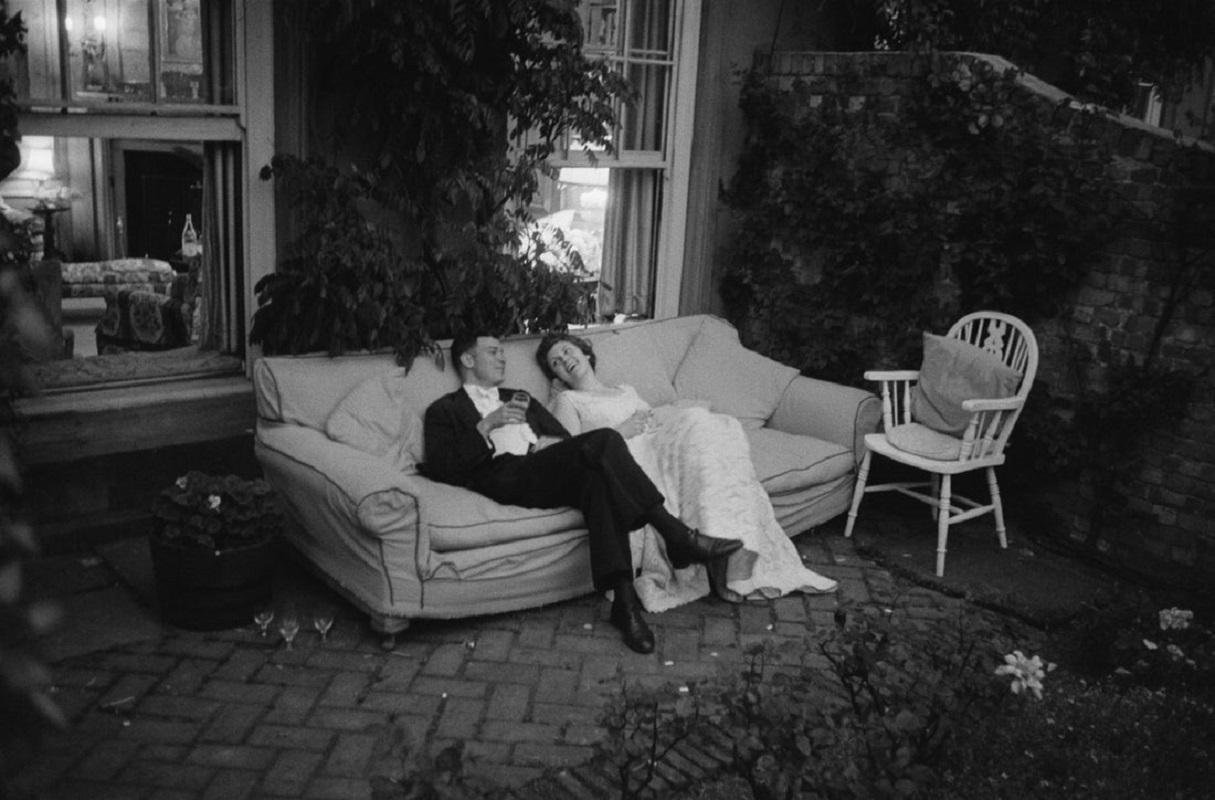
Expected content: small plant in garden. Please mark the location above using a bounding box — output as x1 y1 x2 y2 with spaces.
994 650 1056 699
151 471 282 551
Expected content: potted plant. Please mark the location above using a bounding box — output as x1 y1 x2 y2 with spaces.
149 471 283 631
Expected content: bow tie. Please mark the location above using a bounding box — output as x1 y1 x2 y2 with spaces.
467 385 499 402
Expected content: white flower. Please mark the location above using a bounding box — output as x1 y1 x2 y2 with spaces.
175 475 188 490
1143 639 1159 651
207 494 222 512
995 650 1056 700
1159 608 1194 632
1167 644 1184 661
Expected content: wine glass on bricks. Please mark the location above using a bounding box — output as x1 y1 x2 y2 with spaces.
278 605 301 650
312 605 335 645
253 606 275 638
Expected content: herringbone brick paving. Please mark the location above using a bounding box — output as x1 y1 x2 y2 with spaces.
10 525 991 800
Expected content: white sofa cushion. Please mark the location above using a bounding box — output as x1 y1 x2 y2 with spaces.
577 324 679 407
325 371 425 473
675 320 799 429
746 428 854 494
417 479 584 552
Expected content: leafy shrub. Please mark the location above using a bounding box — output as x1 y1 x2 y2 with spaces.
940 672 1215 799
151 471 282 551
722 55 1119 386
593 602 1025 799
252 0 628 364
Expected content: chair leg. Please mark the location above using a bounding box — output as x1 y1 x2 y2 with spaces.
930 475 941 520
936 474 952 577
987 467 1008 550
844 451 873 539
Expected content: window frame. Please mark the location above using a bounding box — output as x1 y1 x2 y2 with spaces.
10 1 274 389
544 0 702 320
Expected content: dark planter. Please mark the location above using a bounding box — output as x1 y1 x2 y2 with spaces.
149 534 278 631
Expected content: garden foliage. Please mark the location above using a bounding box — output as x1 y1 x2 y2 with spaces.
251 0 629 366
588 600 1215 799
0 7 66 793
871 0 1215 113
722 54 1119 383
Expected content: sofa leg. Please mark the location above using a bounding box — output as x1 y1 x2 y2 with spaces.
370 615 411 651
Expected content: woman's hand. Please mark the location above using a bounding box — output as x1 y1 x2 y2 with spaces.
616 409 652 439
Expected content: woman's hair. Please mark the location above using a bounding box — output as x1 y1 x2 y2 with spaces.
535 332 596 381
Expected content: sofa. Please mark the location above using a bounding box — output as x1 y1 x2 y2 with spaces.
253 315 880 646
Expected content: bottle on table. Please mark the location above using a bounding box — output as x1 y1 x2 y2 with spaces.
181 213 201 257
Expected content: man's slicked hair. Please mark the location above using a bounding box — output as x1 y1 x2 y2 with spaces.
451 328 498 376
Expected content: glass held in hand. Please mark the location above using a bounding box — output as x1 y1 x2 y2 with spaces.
253 607 275 637
509 391 530 410
278 609 301 650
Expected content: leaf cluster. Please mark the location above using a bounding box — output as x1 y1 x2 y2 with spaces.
150 471 282 552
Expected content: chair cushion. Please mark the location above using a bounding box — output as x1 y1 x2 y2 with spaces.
675 322 799 430
325 371 425 473
911 333 1020 435
745 427 854 494
885 422 963 461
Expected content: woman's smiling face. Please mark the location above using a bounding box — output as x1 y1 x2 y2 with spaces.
545 340 593 386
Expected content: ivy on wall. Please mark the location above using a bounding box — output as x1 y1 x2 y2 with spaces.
724 52 1214 572
723 55 1119 384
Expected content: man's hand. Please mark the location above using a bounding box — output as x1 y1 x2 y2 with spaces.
476 402 528 438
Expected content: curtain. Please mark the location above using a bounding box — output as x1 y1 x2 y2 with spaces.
601 169 661 317
199 142 241 352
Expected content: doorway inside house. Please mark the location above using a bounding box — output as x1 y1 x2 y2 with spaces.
117 145 204 262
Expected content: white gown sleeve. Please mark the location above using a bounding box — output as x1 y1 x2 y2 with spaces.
549 391 583 436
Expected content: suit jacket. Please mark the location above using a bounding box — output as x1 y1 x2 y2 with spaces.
422 387 569 487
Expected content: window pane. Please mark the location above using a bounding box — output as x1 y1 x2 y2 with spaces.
621 63 666 151
533 167 608 279
8 0 227 105
5 0 63 99
64 0 154 101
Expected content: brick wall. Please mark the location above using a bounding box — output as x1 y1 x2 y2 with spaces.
756 51 1215 587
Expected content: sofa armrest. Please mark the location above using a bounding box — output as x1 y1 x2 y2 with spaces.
255 422 432 548
767 375 881 465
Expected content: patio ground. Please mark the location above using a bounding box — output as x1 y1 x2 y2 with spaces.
9 499 1126 799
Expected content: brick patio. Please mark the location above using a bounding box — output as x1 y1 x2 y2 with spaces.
9 517 1007 799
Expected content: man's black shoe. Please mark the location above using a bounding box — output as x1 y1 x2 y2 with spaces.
610 601 655 654
666 528 743 569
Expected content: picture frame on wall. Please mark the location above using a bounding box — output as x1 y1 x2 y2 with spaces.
158 0 203 103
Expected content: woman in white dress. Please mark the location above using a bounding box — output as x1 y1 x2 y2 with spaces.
537 333 837 613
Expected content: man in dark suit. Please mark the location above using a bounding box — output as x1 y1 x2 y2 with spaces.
423 331 740 653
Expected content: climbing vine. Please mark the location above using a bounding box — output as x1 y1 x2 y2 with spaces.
723 52 1213 566
723 54 1119 383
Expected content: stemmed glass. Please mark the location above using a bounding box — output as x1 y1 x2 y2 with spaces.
253 607 275 638
278 606 301 650
312 606 335 645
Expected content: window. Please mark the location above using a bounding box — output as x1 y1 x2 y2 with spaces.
533 0 700 320
8 0 233 106
0 0 270 391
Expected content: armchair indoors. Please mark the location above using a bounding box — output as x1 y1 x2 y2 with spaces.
844 311 1039 576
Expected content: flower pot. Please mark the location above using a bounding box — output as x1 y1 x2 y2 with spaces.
149 534 277 631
